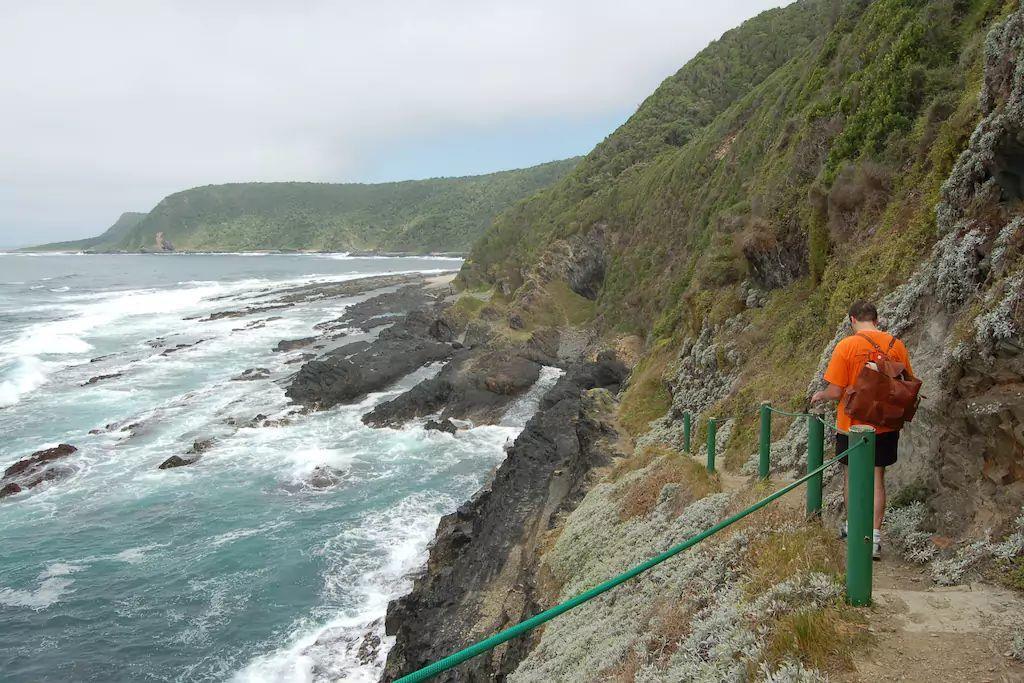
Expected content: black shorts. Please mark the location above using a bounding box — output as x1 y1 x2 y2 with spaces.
837 431 899 468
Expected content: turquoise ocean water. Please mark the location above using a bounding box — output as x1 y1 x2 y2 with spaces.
0 254 554 682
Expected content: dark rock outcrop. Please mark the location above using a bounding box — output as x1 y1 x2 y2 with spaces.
160 339 207 356
1 444 79 499
187 439 215 455
306 465 346 489
3 444 77 479
314 284 440 333
275 337 316 352
424 418 458 434
82 372 122 386
362 349 541 428
382 355 627 680
0 482 23 499
232 367 271 381
286 309 457 409
158 455 194 470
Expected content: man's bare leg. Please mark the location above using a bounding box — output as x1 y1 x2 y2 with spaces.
874 466 886 530
843 467 849 514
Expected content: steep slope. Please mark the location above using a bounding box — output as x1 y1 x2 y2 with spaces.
28 211 147 252
387 0 1024 680
461 0 1022 538
29 158 577 254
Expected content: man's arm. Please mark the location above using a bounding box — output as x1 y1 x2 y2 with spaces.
810 383 844 404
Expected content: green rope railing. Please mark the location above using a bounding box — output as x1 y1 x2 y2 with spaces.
394 438 871 683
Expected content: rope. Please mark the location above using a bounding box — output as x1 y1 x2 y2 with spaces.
394 440 868 683
766 405 817 419
752 405 851 435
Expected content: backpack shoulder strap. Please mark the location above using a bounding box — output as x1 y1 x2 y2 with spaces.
855 332 884 353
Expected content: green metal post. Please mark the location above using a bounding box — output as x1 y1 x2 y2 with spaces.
683 412 692 452
758 402 771 480
846 426 875 606
806 417 824 518
706 419 716 473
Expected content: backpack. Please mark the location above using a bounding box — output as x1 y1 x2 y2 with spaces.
842 333 922 431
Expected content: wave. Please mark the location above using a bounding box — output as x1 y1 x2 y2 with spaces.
231 494 449 683
0 563 83 611
0 356 50 408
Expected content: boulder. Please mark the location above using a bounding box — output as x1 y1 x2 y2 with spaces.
82 372 122 386
307 466 346 489
232 367 271 381
424 418 458 434
3 444 77 479
383 356 623 679
0 444 79 499
187 439 215 455
275 337 316 352
0 482 23 499
158 455 195 470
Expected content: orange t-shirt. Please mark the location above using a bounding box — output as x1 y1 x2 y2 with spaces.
823 329 913 434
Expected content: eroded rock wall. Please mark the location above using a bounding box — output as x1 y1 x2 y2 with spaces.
382 356 627 681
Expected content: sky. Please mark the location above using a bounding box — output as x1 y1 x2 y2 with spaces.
0 0 790 248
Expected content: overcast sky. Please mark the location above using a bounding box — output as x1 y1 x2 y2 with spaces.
0 0 789 248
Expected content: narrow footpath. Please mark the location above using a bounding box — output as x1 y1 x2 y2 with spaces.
705 461 1024 681
843 558 1024 683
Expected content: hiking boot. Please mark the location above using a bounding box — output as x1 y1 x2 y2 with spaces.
872 530 882 561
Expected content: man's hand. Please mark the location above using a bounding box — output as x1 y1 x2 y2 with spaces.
810 383 844 404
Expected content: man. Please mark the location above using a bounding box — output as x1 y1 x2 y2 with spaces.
810 300 914 560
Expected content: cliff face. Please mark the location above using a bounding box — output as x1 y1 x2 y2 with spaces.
383 357 627 680
387 1 1024 680
462 0 1023 535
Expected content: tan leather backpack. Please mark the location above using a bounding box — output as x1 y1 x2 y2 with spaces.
842 333 922 430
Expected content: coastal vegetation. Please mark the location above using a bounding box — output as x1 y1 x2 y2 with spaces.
29 158 578 253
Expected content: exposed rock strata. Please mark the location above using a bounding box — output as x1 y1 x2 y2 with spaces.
362 349 542 427
1 444 78 499
383 354 627 681
286 309 459 409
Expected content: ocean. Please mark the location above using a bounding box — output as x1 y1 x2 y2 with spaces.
0 253 556 682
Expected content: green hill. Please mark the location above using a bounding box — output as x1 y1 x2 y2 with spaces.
29 211 148 252
460 0 1022 468
30 158 578 253
434 2 1024 676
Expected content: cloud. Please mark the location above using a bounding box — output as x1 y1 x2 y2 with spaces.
0 0 789 245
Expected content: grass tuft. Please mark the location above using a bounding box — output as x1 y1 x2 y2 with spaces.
615 446 719 521
618 342 674 437
760 605 871 673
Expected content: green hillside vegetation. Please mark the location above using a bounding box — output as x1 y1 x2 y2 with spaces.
463 0 1016 446
31 159 577 253
30 211 148 252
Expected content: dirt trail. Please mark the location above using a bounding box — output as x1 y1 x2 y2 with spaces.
705 462 1023 680
842 557 1024 682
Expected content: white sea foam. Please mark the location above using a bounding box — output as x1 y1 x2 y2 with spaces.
231 367 559 682
0 563 84 610
231 494 450 683
0 356 50 408
112 545 160 564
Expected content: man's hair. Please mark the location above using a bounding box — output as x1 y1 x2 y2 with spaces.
848 300 878 322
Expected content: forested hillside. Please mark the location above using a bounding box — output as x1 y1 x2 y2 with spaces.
30 211 148 252
462 0 1021 459
402 1 1024 678
30 158 577 253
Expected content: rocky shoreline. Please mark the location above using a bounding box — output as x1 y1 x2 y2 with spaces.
3 270 466 499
